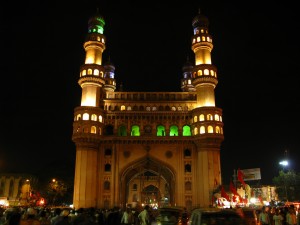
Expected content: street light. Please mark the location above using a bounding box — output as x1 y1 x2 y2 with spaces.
279 160 289 167
279 160 288 202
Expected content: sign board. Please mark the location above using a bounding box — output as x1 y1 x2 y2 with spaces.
241 168 261 181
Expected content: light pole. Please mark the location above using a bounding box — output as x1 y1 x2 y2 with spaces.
279 160 288 202
25 179 30 205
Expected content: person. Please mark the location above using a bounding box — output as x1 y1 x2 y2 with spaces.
54 209 70 225
20 208 41 225
297 207 300 225
286 207 297 225
39 210 51 225
50 208 62 225
182 208 188 225
259 206 271 225
3 209 21 225
273 208 284 225
138 205 150 225
121 208 134 225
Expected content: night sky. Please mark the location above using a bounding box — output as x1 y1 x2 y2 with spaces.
0 1 299 185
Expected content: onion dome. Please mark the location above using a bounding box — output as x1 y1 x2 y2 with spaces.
182 56 194 77
181 56 195 92
192 8 209 29
88 9 105 34
103 56 116 80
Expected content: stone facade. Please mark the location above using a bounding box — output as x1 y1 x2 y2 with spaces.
72 10 224 211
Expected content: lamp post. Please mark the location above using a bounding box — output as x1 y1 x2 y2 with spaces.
279 160 288 202
25 179 30 205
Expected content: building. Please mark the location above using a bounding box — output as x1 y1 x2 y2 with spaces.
0 173 37 206
72 9 224 210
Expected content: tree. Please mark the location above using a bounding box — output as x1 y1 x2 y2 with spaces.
47 179 68 206
273 170 300 201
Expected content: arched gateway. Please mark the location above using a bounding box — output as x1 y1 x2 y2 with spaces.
120 157 176 208
72 9 224 210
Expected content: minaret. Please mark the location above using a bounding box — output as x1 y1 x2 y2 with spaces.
191 9 217 107
103 56 117 92
72 11 107 209
181 56 196 92
190 9 224 207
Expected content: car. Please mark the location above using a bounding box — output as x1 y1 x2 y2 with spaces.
154 206 185 225
187 207 247 225
242 208 259 225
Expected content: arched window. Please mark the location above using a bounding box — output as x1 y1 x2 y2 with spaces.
99 115 103 122
208 126 213 133
193 116 198 122
200 126 205 134
185 164 191 172
76 114 82 120
182 125 191 136
131 125 140 136
9 180 14 197
216 126 220 133
169 125 178 136
105 149 112 156
82 70 86 76
105 125 114 135
88 69 93 75
91 114 97 121
104 164 111 172
204 69 209 75
118 125 127 136
184 149 191 157
91 126 97 134
94 69 99 76
199 114 205 121
121 105 126 111
83 113 89 120
133 184 137 190
207 114 213 120
157 125 166 136
0 181 4 196
214 114 220 121
83 127 89 133
194 127 198 135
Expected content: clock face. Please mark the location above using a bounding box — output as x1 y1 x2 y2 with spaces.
144 125 152 133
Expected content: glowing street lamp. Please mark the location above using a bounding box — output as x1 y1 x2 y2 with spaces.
279 160 288 201
279 160 288 167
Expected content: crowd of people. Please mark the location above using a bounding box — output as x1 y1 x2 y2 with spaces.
258 205 300 225
0 205 154 225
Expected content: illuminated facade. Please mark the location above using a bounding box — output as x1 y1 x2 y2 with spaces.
72 10 224 210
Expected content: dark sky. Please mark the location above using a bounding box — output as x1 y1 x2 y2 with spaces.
0 1 299 185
